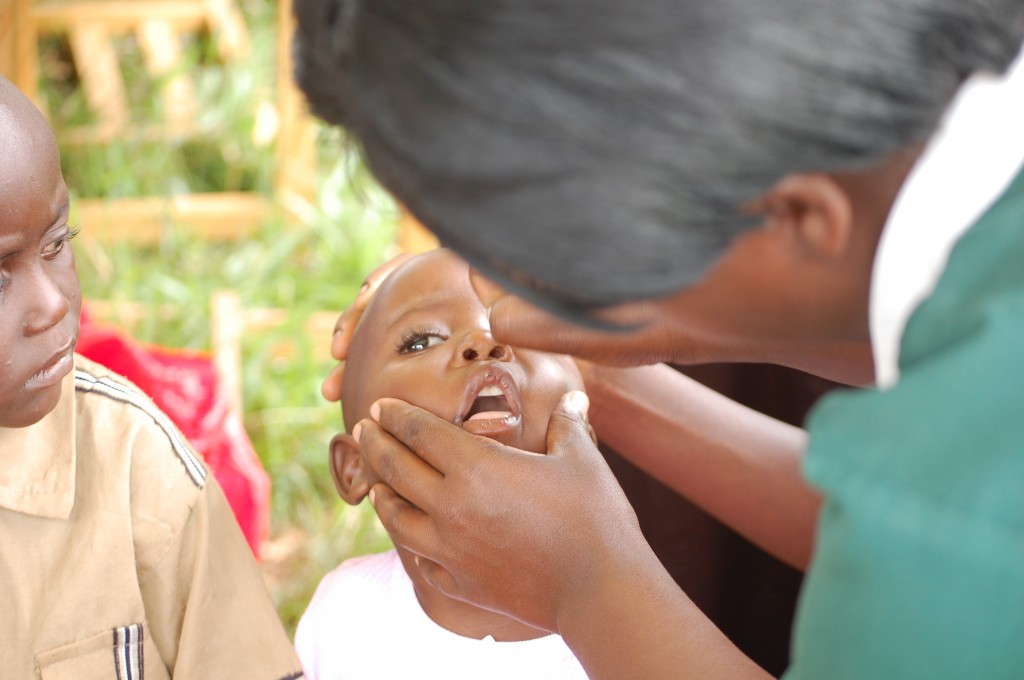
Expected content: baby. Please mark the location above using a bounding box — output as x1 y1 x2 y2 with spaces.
0 76 301 678
295 249 589 679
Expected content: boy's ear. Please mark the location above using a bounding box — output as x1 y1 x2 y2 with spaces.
329 433 371 505
752 173 854 261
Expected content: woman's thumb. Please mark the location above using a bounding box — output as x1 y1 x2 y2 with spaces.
546 391 594 458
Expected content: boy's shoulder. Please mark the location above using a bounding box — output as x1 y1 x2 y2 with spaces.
72 353 208 490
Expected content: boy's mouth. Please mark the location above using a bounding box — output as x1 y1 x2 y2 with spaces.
455 366 523 437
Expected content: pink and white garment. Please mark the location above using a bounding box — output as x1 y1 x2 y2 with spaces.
295 550 589 680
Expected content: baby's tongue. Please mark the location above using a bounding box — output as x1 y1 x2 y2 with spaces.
466 395 511 421
467 410 510 421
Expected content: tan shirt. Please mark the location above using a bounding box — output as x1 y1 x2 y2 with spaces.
0 355 303 679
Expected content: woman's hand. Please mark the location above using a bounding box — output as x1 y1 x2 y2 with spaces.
321 253 415 402
354 391 652 632
472 272 876 385
470 271 727 368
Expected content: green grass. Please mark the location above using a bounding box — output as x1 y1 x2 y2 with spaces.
40 0 396 635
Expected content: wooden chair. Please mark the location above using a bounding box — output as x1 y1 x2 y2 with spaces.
2 0 315 244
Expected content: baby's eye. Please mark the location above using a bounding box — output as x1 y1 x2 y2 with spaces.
398 332 445 354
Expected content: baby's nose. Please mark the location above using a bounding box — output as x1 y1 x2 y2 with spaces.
462 345 507 361
457 330 512 363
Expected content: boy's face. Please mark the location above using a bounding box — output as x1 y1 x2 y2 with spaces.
343 250 584 456
0 79 81 428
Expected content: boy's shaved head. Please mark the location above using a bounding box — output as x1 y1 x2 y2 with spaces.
0 76 58 168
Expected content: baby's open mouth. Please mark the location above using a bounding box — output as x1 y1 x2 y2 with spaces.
464 386 513 421
455 366 523 435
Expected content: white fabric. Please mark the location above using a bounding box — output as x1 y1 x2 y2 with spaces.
870 42 1024 388
295 550 589 680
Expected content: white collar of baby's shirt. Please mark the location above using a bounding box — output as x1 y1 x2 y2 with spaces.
0 368 76 519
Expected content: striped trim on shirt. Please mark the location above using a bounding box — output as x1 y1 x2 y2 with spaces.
74 369 207 487
113 623 144 680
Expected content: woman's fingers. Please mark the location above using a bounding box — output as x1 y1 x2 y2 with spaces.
545 391 595 458
368 398 497 475
413 555 459 599
323 253 418 400
321 361 345 402
360 392 649 632
356 412 447 511
367 481 443 562
469 267 666 366
488 291 664 366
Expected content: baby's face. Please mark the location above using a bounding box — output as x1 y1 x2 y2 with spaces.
343 250 583 454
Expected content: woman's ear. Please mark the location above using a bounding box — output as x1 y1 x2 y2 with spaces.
329 433 371 505
753 173 854 261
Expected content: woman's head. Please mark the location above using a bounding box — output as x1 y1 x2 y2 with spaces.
294 0 1023 317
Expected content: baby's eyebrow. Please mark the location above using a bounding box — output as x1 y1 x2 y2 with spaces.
381 294 456 333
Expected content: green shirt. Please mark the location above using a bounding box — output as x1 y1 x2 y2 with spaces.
787 163 1024 679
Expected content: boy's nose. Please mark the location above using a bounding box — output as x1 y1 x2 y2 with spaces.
23 265 71 335
455 329 513 364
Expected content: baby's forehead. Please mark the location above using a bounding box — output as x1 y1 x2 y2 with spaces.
366 251 471 316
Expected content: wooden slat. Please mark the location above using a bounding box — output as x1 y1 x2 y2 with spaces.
211 289 245 414
137 18 195 135
0 0 16 79
33 0 206 32
12 0 39 102
273 0 317 221
203 0 248 61
74 192 270 244
68 21 128 136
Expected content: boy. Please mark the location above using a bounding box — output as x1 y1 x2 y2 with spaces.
0 77 303 678
294 249 588 679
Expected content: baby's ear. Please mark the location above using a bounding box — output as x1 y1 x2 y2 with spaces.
329 433 371 505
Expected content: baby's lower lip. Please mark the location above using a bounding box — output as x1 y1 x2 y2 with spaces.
461 413 522 437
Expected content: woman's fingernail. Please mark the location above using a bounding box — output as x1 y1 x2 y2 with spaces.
370 401 381 421
368 488 376 506
564 390 590 417
334 323 345 337
352 422 362 442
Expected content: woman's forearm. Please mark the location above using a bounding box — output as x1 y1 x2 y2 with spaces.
559 540 771 680
583 362 822 570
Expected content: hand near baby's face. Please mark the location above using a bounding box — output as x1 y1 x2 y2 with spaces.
354 392 650 633
321 253 415 402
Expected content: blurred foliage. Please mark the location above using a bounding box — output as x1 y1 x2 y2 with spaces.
39 0 395 634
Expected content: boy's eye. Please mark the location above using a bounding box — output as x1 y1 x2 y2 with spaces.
398 333 445 354
41 227 79 259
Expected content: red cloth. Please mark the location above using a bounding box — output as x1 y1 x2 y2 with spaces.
77 305 270 558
